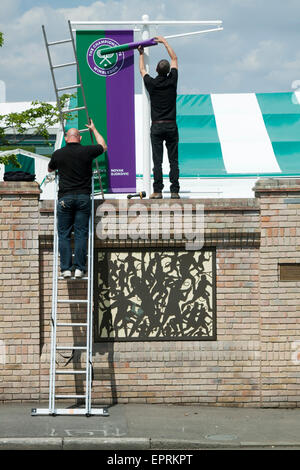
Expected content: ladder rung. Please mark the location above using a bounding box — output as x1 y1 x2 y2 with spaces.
58 276 88 280
52 61 77 69
56 346 87 350
56 370 86 375
62 106 86 113
57 299 88 304
57 322 87 327
55 395 86 399
32 408 108 416
57 84 81 91
78 129 90 133
48 39 72 46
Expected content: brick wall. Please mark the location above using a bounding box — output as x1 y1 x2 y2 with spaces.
0 179 300 407
0 182 41 401
255 179 300 407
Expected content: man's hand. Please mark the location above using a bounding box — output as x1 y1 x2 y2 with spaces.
137 45 144 55
85 119 107 151
85 118 96 132
154 36 166 44
45 172 55 183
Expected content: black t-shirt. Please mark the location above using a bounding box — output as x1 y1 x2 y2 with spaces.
144 68 178 122
48 143 103 199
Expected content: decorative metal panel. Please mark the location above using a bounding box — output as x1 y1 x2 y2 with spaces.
95 249 216 341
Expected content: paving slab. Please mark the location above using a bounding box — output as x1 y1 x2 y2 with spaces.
0 403 300 450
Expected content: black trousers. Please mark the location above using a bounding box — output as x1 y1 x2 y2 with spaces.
150 122 180 194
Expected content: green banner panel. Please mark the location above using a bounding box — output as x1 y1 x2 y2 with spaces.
76 30 108 192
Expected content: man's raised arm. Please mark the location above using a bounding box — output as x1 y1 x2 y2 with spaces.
138 46 147 78
155 36 178 69
86 119 107 152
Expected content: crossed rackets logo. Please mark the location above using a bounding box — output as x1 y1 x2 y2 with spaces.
96 48 117 69
87 38 124 77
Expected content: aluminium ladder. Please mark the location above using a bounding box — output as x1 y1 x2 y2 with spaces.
32 21 108 416
42 19 105 200
32 174 108 416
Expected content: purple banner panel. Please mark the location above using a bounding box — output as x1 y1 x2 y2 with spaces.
105 30 136 193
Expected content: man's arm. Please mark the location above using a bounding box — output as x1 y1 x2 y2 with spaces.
48 154 56 173
155 36 178 69
137 46 147 78
86 119 107 152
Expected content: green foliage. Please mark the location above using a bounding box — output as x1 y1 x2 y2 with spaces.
0 94 73 144
0 153 21 168
0 32 3 48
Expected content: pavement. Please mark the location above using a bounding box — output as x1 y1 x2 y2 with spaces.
0 402 300 450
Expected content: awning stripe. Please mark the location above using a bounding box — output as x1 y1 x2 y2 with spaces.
211 93 281 174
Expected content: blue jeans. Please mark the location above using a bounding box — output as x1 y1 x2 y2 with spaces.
57 194 91 272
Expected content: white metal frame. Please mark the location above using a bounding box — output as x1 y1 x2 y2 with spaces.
70 15 223 197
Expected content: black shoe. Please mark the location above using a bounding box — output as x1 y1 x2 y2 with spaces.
150 192 163 199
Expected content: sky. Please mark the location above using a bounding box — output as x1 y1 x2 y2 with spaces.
1 0 300 102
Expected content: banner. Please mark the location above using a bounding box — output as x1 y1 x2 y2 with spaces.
177 92 300 177
76 30 136 193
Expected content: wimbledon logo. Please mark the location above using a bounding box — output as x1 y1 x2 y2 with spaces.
87 38 124 77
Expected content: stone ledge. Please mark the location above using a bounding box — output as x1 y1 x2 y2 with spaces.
41 230 260 249
39 198 259 214
95 198 259 212
254 178 300 194
0 181 41 195
94 231 260 248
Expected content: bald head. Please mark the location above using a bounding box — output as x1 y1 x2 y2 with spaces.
65 128 81 143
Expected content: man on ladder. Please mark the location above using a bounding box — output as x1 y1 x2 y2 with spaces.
48 120 107 278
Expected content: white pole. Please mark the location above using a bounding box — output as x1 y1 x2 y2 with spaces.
165 27 223 40
71 20 222 26
141 14 152 197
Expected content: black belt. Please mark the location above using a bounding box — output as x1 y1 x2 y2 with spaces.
152 120 176 124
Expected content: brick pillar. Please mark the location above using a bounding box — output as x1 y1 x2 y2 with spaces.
0 182 41 401
255 178 300 407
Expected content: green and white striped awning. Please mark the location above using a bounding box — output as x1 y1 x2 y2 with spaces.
177 92 300 177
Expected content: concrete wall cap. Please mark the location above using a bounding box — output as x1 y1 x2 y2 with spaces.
254 178 300 193
0 181 41 195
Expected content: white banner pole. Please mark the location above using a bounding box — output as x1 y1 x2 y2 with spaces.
141 14 152 198
164 27 223 40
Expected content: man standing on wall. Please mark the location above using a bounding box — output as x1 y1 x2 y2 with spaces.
138 36 180 199
48 120 107 278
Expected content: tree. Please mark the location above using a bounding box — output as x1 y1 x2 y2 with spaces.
0 95 74 167
0 31 3 48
